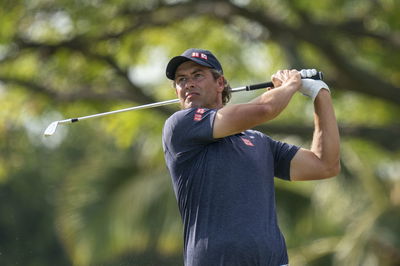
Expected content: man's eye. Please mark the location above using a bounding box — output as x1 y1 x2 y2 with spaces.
177 77 186 84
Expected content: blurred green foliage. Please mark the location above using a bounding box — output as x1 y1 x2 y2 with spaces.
0 0 399 265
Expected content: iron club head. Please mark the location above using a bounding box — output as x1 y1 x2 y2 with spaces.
44 121 59 136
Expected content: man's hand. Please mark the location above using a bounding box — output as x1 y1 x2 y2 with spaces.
271 69 302 90
300 69 330 101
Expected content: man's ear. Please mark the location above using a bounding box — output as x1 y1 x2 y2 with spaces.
217 76 225 92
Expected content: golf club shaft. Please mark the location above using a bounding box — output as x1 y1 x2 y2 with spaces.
63 98 181 124
57 84 267 126
63 71 323 124
44 70 323 136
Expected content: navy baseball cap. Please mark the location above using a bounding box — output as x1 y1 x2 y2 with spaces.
166 48 223 80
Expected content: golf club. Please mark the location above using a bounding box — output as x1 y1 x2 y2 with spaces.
44 70 323 136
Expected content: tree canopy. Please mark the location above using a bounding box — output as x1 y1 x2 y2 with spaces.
0 0 399 265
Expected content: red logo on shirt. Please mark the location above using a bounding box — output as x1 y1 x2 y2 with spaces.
194 114 202 121
241 137 254 146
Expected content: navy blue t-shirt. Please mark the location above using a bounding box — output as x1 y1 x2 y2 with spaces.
162 108 300 266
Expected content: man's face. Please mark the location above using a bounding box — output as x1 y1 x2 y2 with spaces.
174 61 224 109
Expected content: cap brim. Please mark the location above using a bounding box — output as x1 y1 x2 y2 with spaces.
166 56 214 80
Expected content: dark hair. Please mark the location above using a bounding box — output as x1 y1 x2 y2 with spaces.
210 69 231 105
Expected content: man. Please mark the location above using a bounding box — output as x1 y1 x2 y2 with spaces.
162 48 340 266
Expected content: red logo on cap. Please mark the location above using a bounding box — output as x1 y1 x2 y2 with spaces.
192 52 208 60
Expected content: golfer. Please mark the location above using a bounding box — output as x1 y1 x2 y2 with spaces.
162 48 340 266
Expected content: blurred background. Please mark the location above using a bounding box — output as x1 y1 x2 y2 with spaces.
0 0 399 265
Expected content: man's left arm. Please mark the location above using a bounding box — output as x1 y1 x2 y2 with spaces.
290 89 341 181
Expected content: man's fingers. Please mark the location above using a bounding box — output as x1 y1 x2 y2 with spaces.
271 69 301 88
271 74 283 87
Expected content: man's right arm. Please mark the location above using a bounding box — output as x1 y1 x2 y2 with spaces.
213 70 301 139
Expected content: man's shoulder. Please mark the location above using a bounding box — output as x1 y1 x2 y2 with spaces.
167 108 196 120
162 107 218 151
166 108 216 125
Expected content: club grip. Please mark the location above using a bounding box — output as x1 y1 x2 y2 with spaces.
303 71 323 81
245 71 323 91
246 81 273 91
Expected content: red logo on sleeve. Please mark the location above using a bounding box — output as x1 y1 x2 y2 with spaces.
193 108 206 121
196 108 205 114
194 114 202 121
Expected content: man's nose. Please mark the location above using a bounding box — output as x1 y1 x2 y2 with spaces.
185 77 196 88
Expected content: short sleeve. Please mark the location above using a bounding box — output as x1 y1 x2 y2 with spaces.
162 108 217 160
269 138 300 180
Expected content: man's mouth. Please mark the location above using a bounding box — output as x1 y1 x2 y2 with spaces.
185 92 200 100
